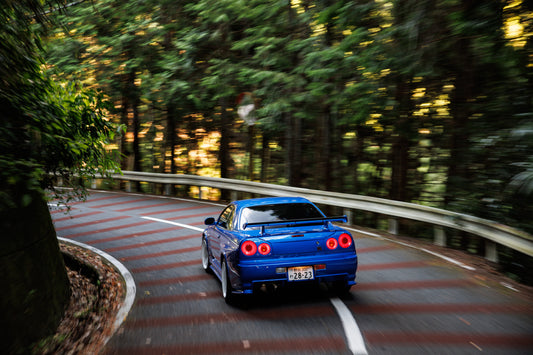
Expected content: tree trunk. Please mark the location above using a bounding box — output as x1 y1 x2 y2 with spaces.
247 125 255 180
120 69 141 190
390 78 412 202
119 92 130 191
129 70 142 192
349 124 371 194
166 104 177 174
390 134 410 201
219 98 231 179
260 133 270 182
446 38 474 206
218 98 232 200
0 193 70 352
132 96 141 173
286 113 302 187
318 109 332 191
164 104 177 195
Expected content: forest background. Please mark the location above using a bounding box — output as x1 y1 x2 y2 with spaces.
43 1 532 255
5 1 531 351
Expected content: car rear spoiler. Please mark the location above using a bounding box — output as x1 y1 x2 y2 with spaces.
243 216 347 235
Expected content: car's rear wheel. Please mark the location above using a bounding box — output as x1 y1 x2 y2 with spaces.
201 237 210 273
221 259 236 305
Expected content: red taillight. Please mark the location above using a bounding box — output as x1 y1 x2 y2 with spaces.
241 240 257 256
326 237 338 250
258 243 271 255
339 233 352 248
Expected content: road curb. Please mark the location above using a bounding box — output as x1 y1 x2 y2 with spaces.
57 237 136 344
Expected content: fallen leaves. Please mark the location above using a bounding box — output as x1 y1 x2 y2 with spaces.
32 242 125 355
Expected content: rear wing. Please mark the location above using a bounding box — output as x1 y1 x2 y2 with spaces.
243 215 347 235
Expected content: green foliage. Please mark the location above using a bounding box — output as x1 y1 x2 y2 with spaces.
0 0 120 210
40 0 533 236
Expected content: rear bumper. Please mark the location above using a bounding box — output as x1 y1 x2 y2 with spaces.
234 253 357 294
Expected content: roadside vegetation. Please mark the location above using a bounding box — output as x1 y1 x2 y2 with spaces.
1 0 532 351
43 0 533 233
42 0 533 280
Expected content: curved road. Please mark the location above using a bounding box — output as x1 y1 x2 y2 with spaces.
50 190 533 355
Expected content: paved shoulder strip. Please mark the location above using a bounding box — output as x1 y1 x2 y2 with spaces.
57 237 136 344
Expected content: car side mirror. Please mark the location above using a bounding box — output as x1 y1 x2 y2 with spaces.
204 217 216 225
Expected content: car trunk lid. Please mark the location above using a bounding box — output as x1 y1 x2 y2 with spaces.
257 228 334 256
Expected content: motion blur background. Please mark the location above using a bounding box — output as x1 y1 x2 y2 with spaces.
4 0 533 282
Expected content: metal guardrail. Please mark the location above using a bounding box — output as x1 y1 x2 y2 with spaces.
100 171 533 262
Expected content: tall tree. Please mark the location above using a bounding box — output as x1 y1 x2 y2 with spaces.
232 0 313 186
46 0 155 177
41 0 533 236
1 1 119 351
149 0 195 175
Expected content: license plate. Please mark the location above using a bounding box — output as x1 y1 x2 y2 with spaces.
288 266 314 281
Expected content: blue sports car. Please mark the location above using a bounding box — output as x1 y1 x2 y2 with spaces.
201 196 358 304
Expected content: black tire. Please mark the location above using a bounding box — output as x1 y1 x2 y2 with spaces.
221 259 237 305
201 237 211 273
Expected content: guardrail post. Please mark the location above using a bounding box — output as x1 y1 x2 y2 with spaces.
230 191 238 201
164 184 171 196
126 181 132 193
388 218 398 235
198 186 203 200
485 240 498 263
434 226 446 247
91 179 97 189
343 209 353 225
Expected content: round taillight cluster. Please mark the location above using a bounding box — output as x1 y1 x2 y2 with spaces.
339 233 353 248
241 240 257 256
326 237 338 250
258 242 271 255
241 240 271 256
326 233 353 250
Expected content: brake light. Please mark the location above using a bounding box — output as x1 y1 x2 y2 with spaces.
241 240 257 256
339 233 352 248
258 243 271 255
326 237 338 250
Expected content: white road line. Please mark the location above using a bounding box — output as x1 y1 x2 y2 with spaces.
500 282 519 292
330 297 368 355
146 212 369 355
345 226 476 271
418 246 476 271
141 216 204 232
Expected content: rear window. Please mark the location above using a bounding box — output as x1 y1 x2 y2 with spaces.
240 203 323 229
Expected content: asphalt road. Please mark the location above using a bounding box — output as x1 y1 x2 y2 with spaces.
50 190 533 355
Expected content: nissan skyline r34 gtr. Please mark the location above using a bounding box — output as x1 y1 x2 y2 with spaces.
201 196 358 303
